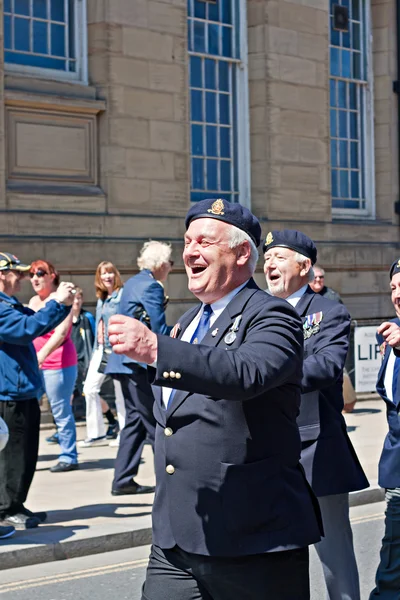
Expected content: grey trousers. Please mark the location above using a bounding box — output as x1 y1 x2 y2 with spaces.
370 488 400 599
314 493 360 600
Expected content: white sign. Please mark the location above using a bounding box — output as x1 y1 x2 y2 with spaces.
354 326 381 392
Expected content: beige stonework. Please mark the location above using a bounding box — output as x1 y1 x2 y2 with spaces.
0 0 398 322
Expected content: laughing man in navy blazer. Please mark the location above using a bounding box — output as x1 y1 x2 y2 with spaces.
264 230 369 600
108 199 322 600
370 259 400 598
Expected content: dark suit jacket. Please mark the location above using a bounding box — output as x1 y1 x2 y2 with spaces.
147 280 322 557
106 269 171 375
295 287 369 497
376 318 400 488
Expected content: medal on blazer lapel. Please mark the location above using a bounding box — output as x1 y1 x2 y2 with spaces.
224 315 242 345
170 323 181 339
303 312 323 339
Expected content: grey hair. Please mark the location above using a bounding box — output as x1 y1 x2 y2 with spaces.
294 252 314 282
313 264 325 276
137 241 172 271
228 226 259 273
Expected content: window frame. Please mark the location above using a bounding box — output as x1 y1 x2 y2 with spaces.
4 0 88 84
188 0 250 207
330 0 375 220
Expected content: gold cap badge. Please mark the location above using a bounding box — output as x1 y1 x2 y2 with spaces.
265 232 274 246
0 260 7 268
207 199 225 216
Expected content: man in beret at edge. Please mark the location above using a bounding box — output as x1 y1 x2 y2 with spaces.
108 199 322 600
264 230 369 600
369 259 400 598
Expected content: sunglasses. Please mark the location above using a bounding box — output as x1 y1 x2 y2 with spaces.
29 269 47 278
314 276 324 280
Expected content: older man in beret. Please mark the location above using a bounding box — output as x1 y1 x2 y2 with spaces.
370 259 400 598
108 199 322 600
264 230 368 600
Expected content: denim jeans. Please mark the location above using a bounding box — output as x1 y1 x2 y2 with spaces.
43 365 78 464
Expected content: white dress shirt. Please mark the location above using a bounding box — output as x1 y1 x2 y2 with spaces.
285 284 308 308
384 348 396 403
161 280 249 408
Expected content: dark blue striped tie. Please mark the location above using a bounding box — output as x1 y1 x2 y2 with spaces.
166 304 213 408
190 304 213 344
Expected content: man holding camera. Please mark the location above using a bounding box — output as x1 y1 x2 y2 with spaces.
0 252 75 530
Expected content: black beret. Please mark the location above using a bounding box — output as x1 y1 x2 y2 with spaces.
185 198 262 247
389 258 400 280
262 229 317 265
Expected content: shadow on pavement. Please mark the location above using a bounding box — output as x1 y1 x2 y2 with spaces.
36 458 117 472
37 454 60 462
45 503 153 524
0 524 89 546
351 407 382 415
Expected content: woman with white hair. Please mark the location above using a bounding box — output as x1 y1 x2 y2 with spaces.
106 240 173 495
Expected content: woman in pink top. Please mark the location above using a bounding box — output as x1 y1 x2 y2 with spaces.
29 260 78 473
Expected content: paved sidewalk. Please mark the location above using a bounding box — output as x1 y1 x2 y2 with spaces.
0 396 388 571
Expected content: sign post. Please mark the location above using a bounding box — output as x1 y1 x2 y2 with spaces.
354 326 381 392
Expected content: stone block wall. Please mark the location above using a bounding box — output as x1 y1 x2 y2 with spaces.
0 0 399 322
87 0 190 217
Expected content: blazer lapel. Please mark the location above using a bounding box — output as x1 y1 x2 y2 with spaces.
294 286 315 318
165 280 260 419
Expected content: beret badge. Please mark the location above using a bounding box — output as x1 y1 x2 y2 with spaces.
0 260 7 268
265 232 274 246
207 199 225 216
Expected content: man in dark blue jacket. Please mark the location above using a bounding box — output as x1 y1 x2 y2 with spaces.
264 231 368 600
0 252 75 530
106 241 172 496
370 259 400 598
108 200 322 600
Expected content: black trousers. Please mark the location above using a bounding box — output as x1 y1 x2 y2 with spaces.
142 544 310 600
112 368 156 490
0 399 41 517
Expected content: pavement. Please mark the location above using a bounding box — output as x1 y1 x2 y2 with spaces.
0 395 388 571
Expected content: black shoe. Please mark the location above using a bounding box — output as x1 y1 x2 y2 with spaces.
111 481 155 496
20 506 47 523
46 432 59 444
50 462 79 473
1 513 40 529
0 525 15 539
106 423 119 439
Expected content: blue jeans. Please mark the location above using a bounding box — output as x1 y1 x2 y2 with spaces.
43 366 78 464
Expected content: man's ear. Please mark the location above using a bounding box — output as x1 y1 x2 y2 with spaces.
300 260 312 278
236 241 251 266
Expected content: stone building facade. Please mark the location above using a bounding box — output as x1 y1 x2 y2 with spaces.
0 0 398 323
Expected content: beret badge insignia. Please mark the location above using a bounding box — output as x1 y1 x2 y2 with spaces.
265 232 273 246
397 259 400 268
207 199 225 216
0 260 7 268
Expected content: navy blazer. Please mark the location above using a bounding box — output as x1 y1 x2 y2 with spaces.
147 280 322 557
106 269 171 375
295 287 369 497
376 318 400 489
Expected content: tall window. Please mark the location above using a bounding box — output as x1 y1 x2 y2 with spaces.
4 0 87 82
329 0 374 215
188 0 249 204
